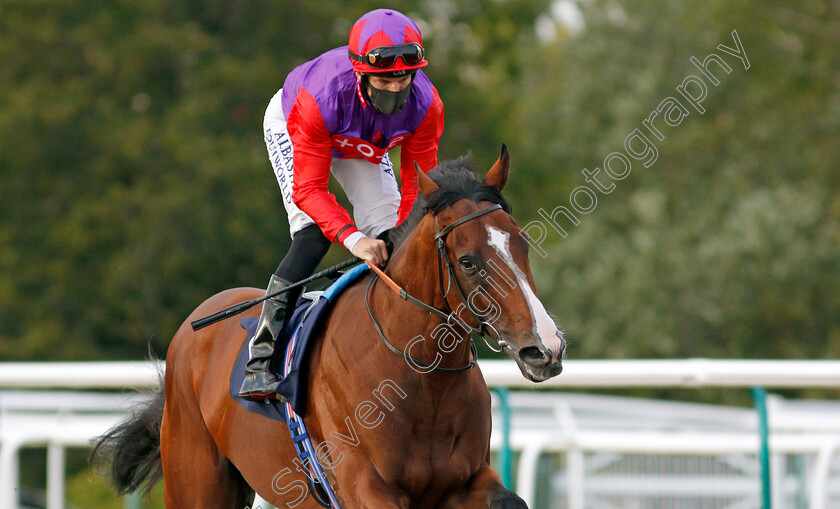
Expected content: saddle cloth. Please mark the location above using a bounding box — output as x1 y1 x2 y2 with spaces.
229 264 369 422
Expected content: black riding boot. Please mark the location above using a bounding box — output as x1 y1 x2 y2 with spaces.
238 275 298 401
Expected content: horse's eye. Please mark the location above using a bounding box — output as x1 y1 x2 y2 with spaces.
459 256 477 273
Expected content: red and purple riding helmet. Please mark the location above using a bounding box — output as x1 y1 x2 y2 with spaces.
348 9 428 75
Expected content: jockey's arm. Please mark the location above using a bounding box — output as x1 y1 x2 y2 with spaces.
397 88 444 223
287 92 388 265
287 92 360 246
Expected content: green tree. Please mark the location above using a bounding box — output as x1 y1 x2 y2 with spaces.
515 0 840 361
0 1 551 360
2 0 837 367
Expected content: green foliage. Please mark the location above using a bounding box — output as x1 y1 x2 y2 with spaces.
66 464 164 509
518 0 840 360
0 1 384 359
0 0 838 365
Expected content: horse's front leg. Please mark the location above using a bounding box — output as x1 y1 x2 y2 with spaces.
336 463 410 509
440 464 528 509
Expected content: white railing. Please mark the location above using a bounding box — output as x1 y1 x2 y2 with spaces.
488 391 840 509
2 359 840 509
2 358 840 389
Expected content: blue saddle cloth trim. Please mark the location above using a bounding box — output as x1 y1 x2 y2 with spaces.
229 264 369 422
322 263 368 301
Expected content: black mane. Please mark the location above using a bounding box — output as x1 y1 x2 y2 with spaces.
390 155 512 247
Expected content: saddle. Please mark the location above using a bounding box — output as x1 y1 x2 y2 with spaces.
228 264 369 422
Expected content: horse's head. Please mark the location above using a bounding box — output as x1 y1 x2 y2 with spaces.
414 146 565 382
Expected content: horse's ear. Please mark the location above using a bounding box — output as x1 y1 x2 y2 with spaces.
483 144 510 191
416 162 439 198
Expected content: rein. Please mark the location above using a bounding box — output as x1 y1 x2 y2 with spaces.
365 203 506 372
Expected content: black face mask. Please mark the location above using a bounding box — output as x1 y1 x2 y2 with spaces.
364 75 413 115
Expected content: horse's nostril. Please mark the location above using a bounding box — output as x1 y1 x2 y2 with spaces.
518 346 549 366
556 332 567 352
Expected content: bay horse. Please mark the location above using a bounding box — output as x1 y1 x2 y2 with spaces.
93 147 565 508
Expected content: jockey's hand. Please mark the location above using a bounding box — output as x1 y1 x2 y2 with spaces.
351 237 389 266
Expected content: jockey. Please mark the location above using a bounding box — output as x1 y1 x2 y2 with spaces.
239 9 445 400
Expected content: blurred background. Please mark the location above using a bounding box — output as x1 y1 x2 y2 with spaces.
1 0 839 507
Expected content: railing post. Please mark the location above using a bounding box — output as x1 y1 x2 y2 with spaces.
47 442 65 509
751 387 771 509
0 438 22 509
811 439 840 509
490 387 513 489
124 491 140 509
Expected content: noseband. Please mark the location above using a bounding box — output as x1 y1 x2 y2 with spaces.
365 203 506 373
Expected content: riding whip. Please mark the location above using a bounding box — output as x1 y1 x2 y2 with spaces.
190 257 361 331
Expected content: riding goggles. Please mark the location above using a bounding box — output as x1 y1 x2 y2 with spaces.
348 43 425 69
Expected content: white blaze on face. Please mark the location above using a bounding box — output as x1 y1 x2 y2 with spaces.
486 226 564 360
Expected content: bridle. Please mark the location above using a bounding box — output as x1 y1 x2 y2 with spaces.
365 203 508 373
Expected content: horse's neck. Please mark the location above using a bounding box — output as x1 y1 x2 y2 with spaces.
374 220 474 370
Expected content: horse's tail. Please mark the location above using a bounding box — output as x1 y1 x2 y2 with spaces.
90 370 165 495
